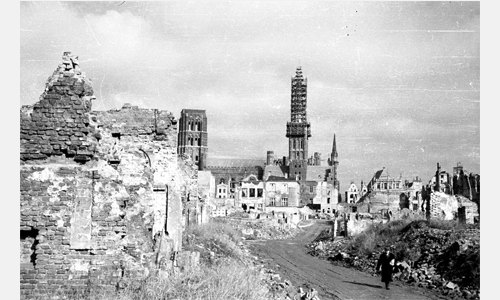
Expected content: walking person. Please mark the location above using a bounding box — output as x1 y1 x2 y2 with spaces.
376 246 396 290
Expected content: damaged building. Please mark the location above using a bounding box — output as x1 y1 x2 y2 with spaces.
422 162 479 223
20 52 202 299
337 162 479 227
336 167 408 215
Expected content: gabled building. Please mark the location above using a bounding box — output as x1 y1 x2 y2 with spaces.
359 180 368 198
264 176 301 214
367 167 403 192
216 182 228 199
236 174 265 211
345 182 359 204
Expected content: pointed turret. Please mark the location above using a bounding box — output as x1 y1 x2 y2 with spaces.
332 133 338 161
327 133 340 190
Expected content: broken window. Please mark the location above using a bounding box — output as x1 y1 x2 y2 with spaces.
242 188 248 197
20 228 39 268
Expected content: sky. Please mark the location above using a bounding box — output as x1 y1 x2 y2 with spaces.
20 1 480 192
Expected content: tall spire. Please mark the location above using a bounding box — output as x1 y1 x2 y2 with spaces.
332 133 338 160
328 133 340 190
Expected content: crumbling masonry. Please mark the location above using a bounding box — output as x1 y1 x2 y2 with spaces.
20 52 199 299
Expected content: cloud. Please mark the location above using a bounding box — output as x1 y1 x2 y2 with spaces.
20 1 480 191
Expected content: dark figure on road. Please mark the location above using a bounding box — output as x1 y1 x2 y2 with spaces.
376 247 396 290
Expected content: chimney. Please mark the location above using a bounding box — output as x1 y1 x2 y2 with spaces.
435 162 441 192
266 151 275 165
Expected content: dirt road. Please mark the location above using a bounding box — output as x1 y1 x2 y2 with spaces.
247 220 446 300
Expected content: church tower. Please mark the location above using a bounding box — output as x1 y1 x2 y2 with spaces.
177 109 208 170
286 67 311 180
327 134 339 190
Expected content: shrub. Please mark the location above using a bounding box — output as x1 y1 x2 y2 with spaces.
183 221 244 264
109 260 271 300
349 226 377 256
227 211 250 219
428 219 462 230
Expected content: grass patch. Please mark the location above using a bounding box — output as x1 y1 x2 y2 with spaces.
113 261 271 300
183 220 244 264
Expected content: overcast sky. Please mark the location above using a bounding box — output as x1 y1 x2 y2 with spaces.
20 1 479 191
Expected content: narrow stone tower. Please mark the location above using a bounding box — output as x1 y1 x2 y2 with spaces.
177 109 208 170
286 66 311 162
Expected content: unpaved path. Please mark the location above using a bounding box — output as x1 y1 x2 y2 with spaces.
247 220 446 300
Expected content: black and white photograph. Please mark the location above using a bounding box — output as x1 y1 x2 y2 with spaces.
13 1 489 299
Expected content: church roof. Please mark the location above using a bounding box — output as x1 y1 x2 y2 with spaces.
305 166 329 181
266 175 297 182
371 168 401 181
206 158 265 168
263 164 288 180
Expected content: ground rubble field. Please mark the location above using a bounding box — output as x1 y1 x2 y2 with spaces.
182 218 311 300
308 219 480 300
217 215 305 240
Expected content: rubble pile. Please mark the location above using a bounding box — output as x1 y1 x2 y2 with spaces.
236 220 301 240
308 221 479 300
254 255 320 300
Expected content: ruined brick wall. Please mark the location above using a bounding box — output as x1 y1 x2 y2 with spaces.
429 192 478 222
21 52 99 163
20 53 198 299
361 190 406 214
